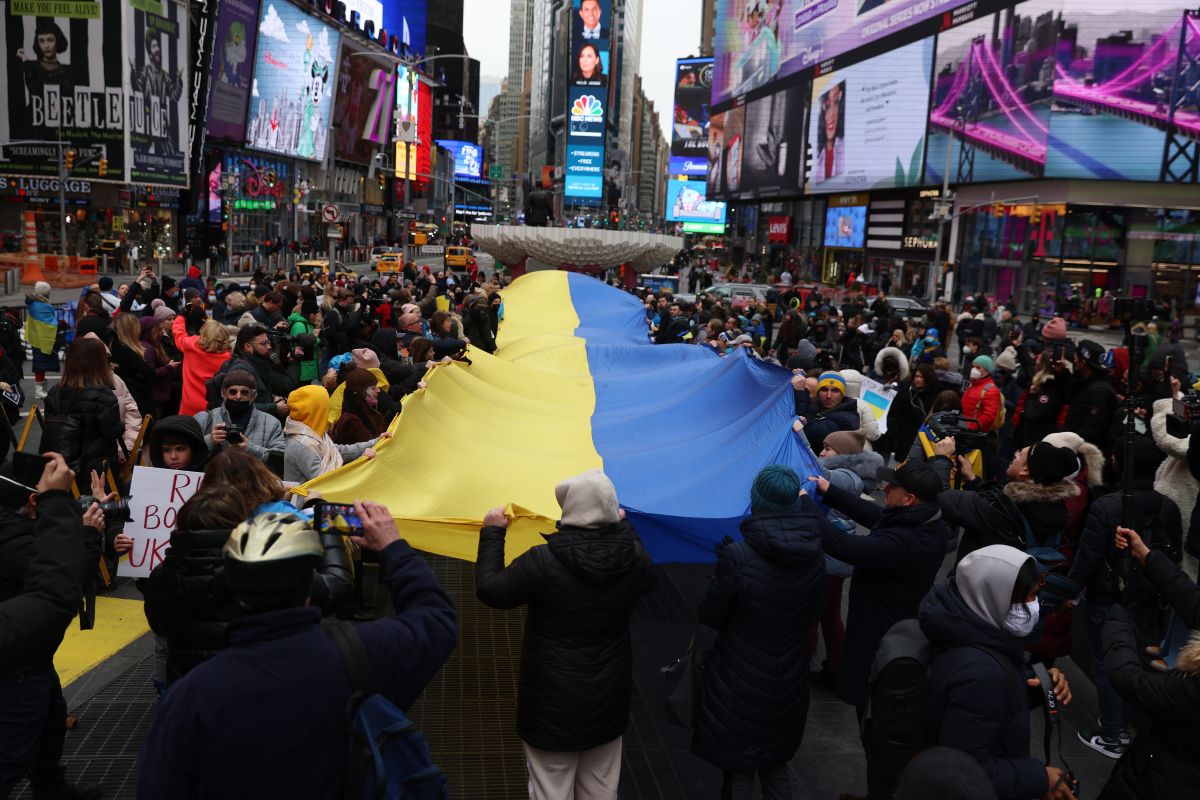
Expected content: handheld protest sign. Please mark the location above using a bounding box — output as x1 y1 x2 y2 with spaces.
117 466 205 578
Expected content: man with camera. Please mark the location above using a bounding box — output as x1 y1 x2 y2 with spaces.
207 325 292 419
194 370 284 463
0 454 104 800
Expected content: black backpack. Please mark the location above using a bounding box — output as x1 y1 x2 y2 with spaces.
862 619 1016 800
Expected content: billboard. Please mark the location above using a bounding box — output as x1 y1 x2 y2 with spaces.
127 0 189 188
924 0 1057 185
738 79 808 198
207 0 261 142
0 0 127 181
824 204 867 248
565 0 613 199
671 57 713 177
807 37 933 194
706 104 744 199
436 139 484 179
711 0 975 106
666 179 727 224
333 42 395 163
380 0 425 57
245 1 341 162
394 78 432 184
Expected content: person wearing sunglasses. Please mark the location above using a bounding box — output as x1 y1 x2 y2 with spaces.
193 370 284 463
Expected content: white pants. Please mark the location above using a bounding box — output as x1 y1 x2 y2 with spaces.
524 736 622 800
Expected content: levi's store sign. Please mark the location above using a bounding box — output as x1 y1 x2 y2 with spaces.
767 216 792 243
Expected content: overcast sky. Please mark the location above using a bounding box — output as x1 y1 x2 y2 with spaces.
462 0 701 141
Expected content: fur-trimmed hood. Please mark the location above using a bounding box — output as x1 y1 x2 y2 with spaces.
1003 477 1080 505
1179 633 1200 675
822 451 885 491
873 346 910 382
1041 431 1104 487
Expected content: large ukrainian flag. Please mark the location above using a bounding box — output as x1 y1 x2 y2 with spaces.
300 271 820 563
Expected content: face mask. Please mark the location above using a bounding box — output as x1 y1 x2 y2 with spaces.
208 293 217 302
970 367 985 380
1002 599 1040 637
224 398 252 417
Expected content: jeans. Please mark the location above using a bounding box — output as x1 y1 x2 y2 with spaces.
1086 601 1129 740
721 761 791 800
0 667 67 797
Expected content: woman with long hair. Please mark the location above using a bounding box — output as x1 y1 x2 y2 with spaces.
140 316 181 418
40 337 123 483
172 313 232 415
330 367 387 444
111 312 157 415
571 42 607 85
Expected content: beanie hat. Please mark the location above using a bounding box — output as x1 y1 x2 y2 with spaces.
221 369 257 392
1077 339 1107 370
788 339 818 370
153 304 176 322
839 368 863 399
1026 442 1080 485
823 430 866 455
749 465 804 513
1041 317 1068 340
972 355 994 372
98 276 114 291
816 372 846 394
161 275 177 291
994 346 1018 372
188 265 202 278
33 280 51 298
301 298 320 316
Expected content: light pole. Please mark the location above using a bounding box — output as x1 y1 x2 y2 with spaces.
222 165 238 273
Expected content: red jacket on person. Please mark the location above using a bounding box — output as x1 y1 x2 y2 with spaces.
962 374 1001 431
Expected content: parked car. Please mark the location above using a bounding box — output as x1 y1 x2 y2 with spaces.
375 253 403 274
882 296 929 320
702 283 774 311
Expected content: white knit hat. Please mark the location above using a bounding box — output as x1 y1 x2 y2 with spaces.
33 281 51 297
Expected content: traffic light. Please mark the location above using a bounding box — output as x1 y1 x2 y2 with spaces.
378 174 386 191
64 149 75 171
98 158 108 177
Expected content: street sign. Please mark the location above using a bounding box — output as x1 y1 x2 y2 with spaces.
395 210 417 221
488 164 503 180
321 204 340 223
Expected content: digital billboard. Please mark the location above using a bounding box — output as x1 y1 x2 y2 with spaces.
824 205 867 248
126 0 190 188
333 42 395 163
354 0 424 56
565 0 614 199
436 139 484 179
207 0 261 142
711 0 975 106
738 79 808 198
924 0 1057 185
671 57 713 176
806 37 933 194
666 179 727 224
245 1 341 162
706 104 744 199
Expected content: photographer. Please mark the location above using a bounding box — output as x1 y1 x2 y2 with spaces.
1099 528 1200 799
193 370 284 463
1014 343 1073 448
0 454 103 799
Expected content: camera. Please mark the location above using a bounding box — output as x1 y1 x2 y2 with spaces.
226 424 245 445
1166 391 1200 438
78 495 132 522
927 411 991 454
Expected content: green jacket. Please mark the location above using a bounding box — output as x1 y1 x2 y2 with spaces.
287 312 319 383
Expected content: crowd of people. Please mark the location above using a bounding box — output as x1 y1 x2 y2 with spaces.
0 260 1197 800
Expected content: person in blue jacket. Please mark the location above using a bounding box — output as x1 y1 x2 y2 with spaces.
136 502 457 799
795 371 861 453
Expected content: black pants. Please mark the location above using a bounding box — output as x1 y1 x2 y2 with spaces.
0 667 67 798
721 761 791 800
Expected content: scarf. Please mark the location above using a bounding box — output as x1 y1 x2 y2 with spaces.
284 417 343 476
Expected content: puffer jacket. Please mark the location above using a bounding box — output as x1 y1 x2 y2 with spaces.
40 384 123 479
1151 397 1197 536
142 520 354 684
475 520 657 751
691 511 825 771
799 396 862 452
884 378 937 458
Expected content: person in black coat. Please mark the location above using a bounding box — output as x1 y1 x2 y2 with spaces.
691 466 825 799
884 362 938 462
1103 527 1200 799
1064 341 1118 449
806 460 949 712
39 338 124 486
795 372 862 453
920 545 1074 800
476 469 656 798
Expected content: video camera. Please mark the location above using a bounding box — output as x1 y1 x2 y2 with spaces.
78 494 132 522
927 411 991 454
1166 390 1200 438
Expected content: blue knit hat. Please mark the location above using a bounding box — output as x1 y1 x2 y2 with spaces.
750 465 804 513
816 371 847 393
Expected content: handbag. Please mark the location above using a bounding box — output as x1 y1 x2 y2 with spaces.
660 622 709 729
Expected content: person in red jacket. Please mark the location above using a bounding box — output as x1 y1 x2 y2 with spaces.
962 354 1002 479
172 310 232 416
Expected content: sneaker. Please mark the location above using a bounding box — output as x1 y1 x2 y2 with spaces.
1096 718 1132 745
1077 730 1128 759
35 384 47 399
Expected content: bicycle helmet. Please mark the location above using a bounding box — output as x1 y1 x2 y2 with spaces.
223 512 324 611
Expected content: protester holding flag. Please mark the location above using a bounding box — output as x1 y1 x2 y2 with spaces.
25 281 60 400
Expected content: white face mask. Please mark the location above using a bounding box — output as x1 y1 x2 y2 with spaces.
970 367 985 380
1002 600 1040 637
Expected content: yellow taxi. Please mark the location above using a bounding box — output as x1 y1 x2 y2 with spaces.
444 246 471 269
375 253 403 274
295 259 354 281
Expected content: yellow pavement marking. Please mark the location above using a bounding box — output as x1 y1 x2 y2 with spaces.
54 597 150 687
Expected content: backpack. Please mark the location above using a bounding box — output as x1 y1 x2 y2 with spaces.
862 619 1017 800
325 622 448 800
971 384 1005 432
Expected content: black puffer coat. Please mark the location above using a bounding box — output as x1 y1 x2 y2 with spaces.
475 521 657 751
691 511 825 771
40 384 123 479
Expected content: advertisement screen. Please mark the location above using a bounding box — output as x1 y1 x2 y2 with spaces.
380 0 425 57
1046 0 1176 182
246 1 341 162
666 179 727 224
706 104 744 199
333 42 395 163
671 57 713 177
711 0 974 106
565 143 603 198
0 0 127 181
436 139 484 179
565 0 613 199
807 37 933 194
738 79 808 198
127 0 190 187
824 205 867 248
925 0 1057 185
208 0 260 142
